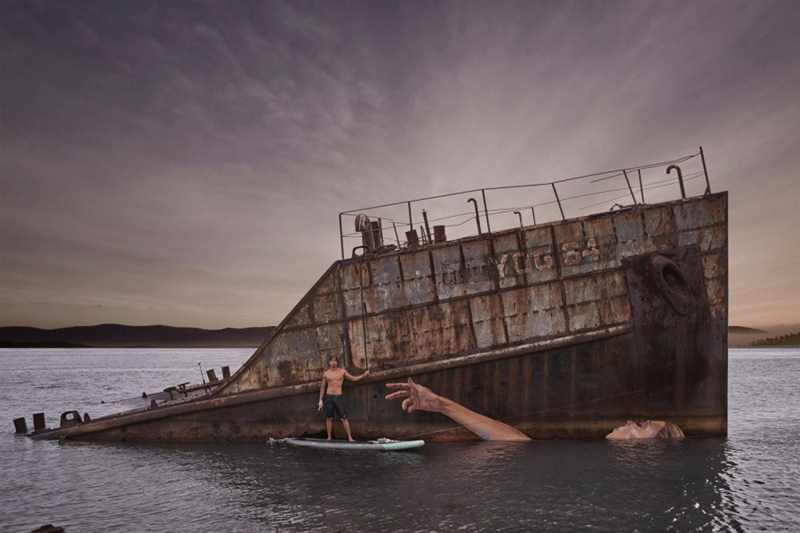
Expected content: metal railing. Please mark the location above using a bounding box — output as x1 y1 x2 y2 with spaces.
338 147 711 259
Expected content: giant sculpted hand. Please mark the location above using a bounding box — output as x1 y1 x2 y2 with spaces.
384 378 445 413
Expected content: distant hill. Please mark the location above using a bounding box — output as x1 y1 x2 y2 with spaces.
728 324 799 347
0 324 275 348
729 325 767 334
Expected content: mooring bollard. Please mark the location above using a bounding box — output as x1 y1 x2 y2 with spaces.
14 417 28 434
221 366 231 379
32 412 46 432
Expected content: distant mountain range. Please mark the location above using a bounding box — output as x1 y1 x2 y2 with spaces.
0 324 275 348
0 323 792 349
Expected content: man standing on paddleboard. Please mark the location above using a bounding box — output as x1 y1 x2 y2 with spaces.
318 356 369 441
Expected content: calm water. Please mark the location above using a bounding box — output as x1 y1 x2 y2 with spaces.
1 348 799 532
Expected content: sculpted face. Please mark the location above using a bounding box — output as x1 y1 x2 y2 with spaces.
605 420 684 440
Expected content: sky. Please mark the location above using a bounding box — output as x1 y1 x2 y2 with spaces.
1 0 798 329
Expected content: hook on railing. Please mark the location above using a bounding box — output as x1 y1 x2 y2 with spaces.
513 210 523 230
467 198 482 234
666 164 686 199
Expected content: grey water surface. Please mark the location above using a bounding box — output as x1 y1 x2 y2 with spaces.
1 348 799 532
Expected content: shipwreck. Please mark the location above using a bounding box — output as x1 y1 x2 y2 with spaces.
19 148 728 442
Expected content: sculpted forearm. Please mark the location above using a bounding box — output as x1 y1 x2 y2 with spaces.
384 378 531 442
439 398 531 442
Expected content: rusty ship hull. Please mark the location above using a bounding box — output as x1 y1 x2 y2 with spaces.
31 189 728 442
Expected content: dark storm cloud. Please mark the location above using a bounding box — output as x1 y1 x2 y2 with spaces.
1 0 798 327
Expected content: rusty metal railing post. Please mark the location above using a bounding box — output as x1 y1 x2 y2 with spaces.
699 146 711 195
552 183 566 220
513 210 523 230
339 213 344 259
467 197 482 234
622 170 637 204
407 201 413 231
530 206 537 225
638 169 644 203
666 164 686 199
481 189 491 233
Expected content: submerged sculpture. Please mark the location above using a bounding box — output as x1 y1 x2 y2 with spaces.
605 420 685 440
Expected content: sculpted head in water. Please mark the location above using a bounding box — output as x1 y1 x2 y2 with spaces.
605 420 685 440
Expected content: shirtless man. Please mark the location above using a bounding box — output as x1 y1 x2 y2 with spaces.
318 356 370 441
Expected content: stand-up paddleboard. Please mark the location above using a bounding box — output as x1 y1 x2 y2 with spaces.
284 437 425 451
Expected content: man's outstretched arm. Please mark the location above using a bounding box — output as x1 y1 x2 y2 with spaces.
385 379 531 442
344 369 371 382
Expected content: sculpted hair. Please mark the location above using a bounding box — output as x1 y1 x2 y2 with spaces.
657 421 686 439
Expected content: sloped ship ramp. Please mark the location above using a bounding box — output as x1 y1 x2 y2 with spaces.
31 151 727 442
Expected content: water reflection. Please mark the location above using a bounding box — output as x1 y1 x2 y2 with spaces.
106 438 746 532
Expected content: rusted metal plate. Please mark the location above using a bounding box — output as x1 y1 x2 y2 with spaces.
673 195 726 231
563 271 627 305
432 240 495 299
262 329 321 387
492 232 524 289
583 216 620 271
316 323 345 361
563 271 630 332
567 302 601 331
283 302 312 328
522 227 557 284
431 243 463 299
340 262 369 318
315 270 338 295
461 239 494 293
677 225 726 252
312 292 340 324
501 282 566 342
613 210 646 260
598 297 632 325
365 255 404 313
469 293 507 348
348 300 476 369
399 250 436 305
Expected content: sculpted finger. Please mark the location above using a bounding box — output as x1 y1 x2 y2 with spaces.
401 398 413 412
385 390 409 400
385 382 410 389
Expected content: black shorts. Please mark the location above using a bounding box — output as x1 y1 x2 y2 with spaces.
323 394 348 420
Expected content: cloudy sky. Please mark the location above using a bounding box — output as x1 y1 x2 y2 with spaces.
1 0 798 329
